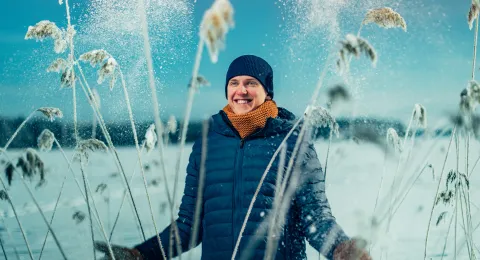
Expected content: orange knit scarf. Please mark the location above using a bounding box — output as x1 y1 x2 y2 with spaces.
223 100 279 138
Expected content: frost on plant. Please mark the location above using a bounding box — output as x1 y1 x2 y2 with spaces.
79 50 117 89
90 88 101 108
167 115 178 134
304 105 339 137
144 124 157 153
200 0 235 63
98 57 117 89
37 107 63 122
412 104 427 128
337 34 377 72
38 129 55 152
74 139 108 164
25 20 67 53
362 7 407 32
460 80 480 113
469 2 480 30
47 58 68 73
79 49 111 67
386 128 403 153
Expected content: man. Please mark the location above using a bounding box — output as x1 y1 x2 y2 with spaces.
96 55 371 260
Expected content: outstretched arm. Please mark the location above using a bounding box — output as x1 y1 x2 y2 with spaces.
295 142 349 259
134 140 203 259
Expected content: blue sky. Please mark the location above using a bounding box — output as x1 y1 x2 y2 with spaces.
0 0 476 127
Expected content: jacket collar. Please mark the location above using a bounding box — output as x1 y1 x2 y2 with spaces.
211 107 297 138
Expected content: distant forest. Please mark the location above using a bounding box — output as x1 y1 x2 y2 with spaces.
0 115 451 149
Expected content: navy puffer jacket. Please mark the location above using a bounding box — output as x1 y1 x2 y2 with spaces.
135 107 349 259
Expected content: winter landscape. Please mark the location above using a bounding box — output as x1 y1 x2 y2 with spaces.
1 0 480 259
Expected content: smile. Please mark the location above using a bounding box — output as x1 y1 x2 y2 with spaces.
234 99 252 104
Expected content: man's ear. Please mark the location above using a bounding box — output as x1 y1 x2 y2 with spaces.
265 96 272 101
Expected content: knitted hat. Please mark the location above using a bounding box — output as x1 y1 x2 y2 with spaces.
225 55 274 99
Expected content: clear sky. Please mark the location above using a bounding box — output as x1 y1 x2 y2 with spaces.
0 0 476 127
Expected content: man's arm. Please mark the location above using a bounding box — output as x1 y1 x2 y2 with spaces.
295 142 349 260
134 140 203 259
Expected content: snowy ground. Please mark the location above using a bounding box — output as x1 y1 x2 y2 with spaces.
1 138 479 259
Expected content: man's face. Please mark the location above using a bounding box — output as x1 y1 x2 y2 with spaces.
227 75 269 115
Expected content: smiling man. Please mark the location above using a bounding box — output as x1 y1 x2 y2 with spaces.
95 55 371 260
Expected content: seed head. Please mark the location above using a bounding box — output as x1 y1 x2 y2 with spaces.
47 58 68 73
200 0 235 63
15 149 45 186
98 57 118 90
0 190 8 201
413 104 427 128
468 2 480 30
337 34 377 72
79 49 111 67
167 115 178 134
38 129 55 152
72 211 86 224
145 124 157 153
188 75 211 89
37 107 63 122
4 163 14 186
74 139 108 164
95 183 107 194
362 7 407 32
386 128 403 153
304 105 339 137
60 67 76 88
25 20 66 53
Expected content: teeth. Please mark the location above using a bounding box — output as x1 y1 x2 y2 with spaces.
237 100 249 104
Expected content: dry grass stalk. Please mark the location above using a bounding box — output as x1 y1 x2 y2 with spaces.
38 129 55 152
200 0 234 63
337 34 377 72
0 178 35 260
38 176 66 260
37 107 63 121
468 2 480 30
362 7 407 32
25 20 67 53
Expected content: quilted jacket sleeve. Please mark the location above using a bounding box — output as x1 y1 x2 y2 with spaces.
135 140 203 259
294 141 349 260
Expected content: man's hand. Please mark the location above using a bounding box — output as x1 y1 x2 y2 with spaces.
94 241 143 260
333 238 372 260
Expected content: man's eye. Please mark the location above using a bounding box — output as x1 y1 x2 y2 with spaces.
247 81 258 86
229 82 238 86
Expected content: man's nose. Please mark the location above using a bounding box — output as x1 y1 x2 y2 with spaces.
237 85 247 94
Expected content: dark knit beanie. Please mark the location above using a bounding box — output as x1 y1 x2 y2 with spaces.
225 55 274 99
